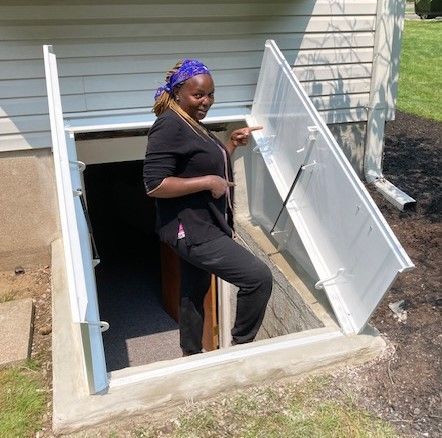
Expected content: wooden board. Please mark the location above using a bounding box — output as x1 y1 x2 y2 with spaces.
160 242 219 352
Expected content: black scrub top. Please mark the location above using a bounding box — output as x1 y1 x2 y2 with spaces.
143 109 234 247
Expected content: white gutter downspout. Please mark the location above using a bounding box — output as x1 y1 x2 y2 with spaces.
364 0 416 210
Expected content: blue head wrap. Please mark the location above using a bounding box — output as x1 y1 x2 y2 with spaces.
154 59 211 100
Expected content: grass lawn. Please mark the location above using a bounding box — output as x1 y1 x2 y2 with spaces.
72 378 397 437
0 360 47 438
130 378 397 438
397 20 442 121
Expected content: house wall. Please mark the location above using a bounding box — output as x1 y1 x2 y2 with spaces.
0 0 401 267
0 0 380 153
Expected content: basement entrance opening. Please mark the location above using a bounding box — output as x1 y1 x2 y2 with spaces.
83 160 183 370
44 41 413 397
81 154 324 372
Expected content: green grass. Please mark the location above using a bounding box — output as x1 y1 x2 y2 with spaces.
0 361 46 438
133 378 397 438
397 20 442 121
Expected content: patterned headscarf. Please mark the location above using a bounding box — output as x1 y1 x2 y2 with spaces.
154 59 211 100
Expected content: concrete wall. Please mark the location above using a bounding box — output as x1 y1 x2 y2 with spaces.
235 224 323 340
0 148 59 269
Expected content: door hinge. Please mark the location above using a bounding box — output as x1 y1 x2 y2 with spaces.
83 320 110 332
69 160 86 172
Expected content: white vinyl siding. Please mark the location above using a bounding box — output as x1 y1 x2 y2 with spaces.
0 0 380 151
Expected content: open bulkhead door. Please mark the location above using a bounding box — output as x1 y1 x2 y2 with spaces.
44 45 108 393
247 40 414 334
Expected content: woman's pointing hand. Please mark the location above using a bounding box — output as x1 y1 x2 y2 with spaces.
229 126 263 147
207 175 235 199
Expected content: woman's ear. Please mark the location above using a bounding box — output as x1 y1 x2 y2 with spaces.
173 84 183 102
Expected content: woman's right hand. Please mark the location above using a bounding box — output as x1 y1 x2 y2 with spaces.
206 175 235 199
147 175 234 199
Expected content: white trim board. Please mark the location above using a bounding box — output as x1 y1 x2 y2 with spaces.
0 107 371 153
66 105 251 134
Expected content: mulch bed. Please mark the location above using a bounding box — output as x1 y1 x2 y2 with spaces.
358 111 441 437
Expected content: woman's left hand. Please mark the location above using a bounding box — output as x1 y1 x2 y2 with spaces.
229 126 263 147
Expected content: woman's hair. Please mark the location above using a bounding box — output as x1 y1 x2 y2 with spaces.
153 60 209 138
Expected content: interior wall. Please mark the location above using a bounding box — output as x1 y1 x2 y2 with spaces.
82 160 156 259
0 147 59 269
77 136 146 165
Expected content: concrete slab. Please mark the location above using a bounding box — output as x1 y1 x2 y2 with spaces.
0 298 34 366
51 238 386 435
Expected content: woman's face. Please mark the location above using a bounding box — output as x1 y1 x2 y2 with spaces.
175 74 215 121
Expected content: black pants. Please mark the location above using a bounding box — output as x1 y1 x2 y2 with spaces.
173 234 273 354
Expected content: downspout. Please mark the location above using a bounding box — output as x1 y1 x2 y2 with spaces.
364 0 416 210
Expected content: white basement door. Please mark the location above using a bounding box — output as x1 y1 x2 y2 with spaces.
247 40 414 334
44 45 108 393
43 40 414 394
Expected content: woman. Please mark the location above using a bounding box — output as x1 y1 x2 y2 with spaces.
143 59 272 356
